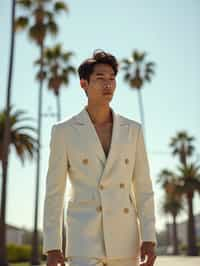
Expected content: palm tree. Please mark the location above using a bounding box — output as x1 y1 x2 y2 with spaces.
35 43 75 254
175 162 200 255
0 107 38 162
162 194 184 255
0 1 17 265
121 50 156 141
35 43 76 121
0 107 38 266
170 131 199 255
15 1 68 264
157 169 183 254
170 131 195 167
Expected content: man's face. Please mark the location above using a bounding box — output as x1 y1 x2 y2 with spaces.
80 63 116 105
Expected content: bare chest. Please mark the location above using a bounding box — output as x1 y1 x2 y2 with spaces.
94 123 113 158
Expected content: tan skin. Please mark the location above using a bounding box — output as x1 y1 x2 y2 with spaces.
81 63 116 158
47 63 157 266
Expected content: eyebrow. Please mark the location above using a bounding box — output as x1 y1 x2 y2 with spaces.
95 72 115 76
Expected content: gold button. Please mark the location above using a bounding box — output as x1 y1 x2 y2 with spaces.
123 207 129 213
120 183 125 188
82 158 88 164
125 158 129 164
99 184 104 190
96 205 102 212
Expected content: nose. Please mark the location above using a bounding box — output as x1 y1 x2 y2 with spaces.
103 83 112 89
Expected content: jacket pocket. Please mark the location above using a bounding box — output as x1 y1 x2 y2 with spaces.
67 198 98 208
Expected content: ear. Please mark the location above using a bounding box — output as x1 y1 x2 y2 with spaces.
80 79 89 95
80 79 88 89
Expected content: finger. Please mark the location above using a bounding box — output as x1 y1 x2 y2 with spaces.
47 259 56 266
140 254 146 263
141 255 148 264
57 257 65 266
143 253 152 266
146 254 157 266
140 250 146 262
151 254 157 264
57 262 65 266
47 262 56 266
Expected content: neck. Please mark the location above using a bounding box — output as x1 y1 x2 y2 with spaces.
85 103 113 125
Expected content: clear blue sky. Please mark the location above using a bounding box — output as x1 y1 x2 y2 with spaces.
0 0 199 234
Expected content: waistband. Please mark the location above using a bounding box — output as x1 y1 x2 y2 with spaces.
66 255 140 263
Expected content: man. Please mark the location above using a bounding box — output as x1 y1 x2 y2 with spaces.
43 50 157 266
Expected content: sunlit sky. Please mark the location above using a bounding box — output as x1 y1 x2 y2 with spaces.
0 0 199 235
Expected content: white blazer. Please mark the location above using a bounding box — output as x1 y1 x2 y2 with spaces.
42 106 157 260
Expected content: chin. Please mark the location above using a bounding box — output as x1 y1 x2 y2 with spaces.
104 94 112 97
105 99 112 103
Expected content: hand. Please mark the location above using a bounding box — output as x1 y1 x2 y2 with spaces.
140 241 157 266
47 249 65 266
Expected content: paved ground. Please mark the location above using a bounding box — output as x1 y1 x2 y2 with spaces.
41 256 200 266
154 256 200 266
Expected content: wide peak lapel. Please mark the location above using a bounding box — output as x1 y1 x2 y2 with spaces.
99 106 120 182
74 106 106 163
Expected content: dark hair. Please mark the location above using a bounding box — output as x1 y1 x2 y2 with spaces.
78 49 119 82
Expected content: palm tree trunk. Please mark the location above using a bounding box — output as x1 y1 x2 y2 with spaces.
181 151 187 167
172 214 179 255
187 192 198 256
0 158 9 266
0 1 16 265
56 94 61 121
30 43 44 265
137 89 146 143
166 222 171 246
55 94 66 257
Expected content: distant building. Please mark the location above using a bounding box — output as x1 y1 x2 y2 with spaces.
167 213 200 245
6 224 27 245
6 223 43 246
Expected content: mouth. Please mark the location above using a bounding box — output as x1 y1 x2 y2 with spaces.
103 91 112 95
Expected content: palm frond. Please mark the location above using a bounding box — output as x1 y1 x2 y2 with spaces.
54 1 69 13
64 66 76 74
123 72 131 82
0 107 38 164
47 20 58 36
28 24 46 44
14 16 29 31
12 126 38 133
62 51 74 61
16 0 32 8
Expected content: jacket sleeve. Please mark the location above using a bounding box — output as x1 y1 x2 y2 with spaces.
42 124 68 255
132 124 157 246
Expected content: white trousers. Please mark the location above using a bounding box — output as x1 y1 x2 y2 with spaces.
66 256 140 266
